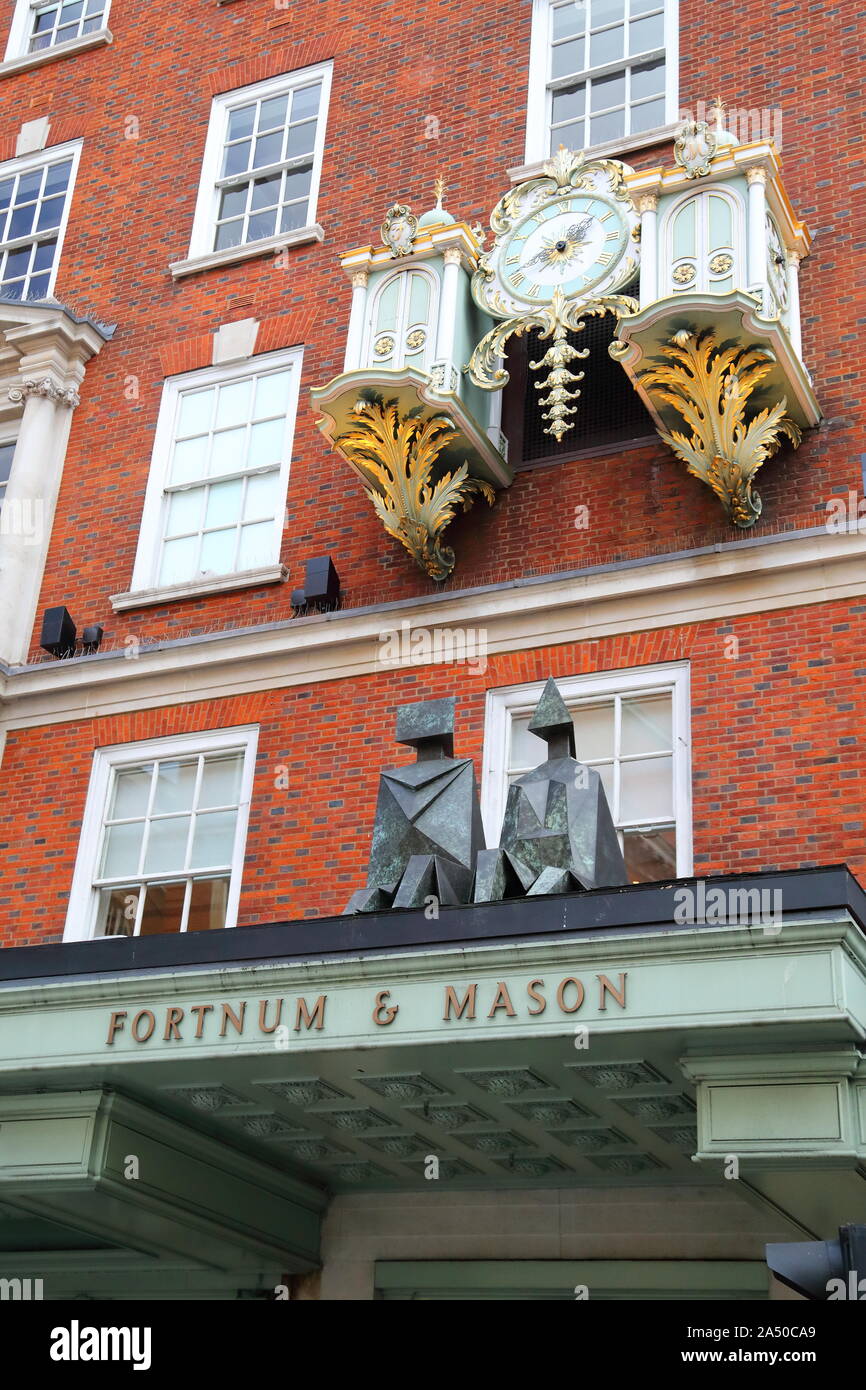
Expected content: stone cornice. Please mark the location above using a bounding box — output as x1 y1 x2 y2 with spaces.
2 526 865 729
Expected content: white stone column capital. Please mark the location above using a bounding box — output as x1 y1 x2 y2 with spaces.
8 376 80 409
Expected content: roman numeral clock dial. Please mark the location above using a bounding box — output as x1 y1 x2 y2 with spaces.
468 151 641 443
504 196 628 304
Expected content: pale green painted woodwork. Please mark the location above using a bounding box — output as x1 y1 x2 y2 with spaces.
375 1260 769 1300
672 197 696 260
709 192 733 250
0 1090 325 1280
373 274 400 336
708 1083 844 1145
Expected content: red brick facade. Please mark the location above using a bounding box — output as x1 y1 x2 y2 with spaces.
0 0 862 944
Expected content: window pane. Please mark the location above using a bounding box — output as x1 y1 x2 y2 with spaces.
630 96 666 132
8 204 36 239
165 487 203 538
215 219 244 252
620 755 673 821
248 209 278 241
254 370 292 418
153 759 198 813
222 141 251 178
258 95 288 131
591 0 624 25
590 107 625 144
279 202 307 233
253 132 283 169
219 186 247 221
510 717 547 770
44 162 71 196
243 470 277 520
36 195 64 231
248 417 283 467
590 70 625 110
159 535 197 585
199 527 236 573
623 826 676 881
143 815 191 872
285 122 316 159
551 37 585 78
251 174 281 210
621 695 672 754
177 388 214 437
187 877 230 931
283 166 312 203
629 11 664 51
139 880 187 936
100 822 144 878
227 104 256 142
190 810 237 869
552 84 586 125
96 886 138 937
204 478 243 529
596 761 615 808
553 1 585 39
590 23 623 64
550 119 584 152
291 83 321 122
209 426 247 476
170 435 208 485
216 379 253 428
199 754 243 809
572 703 615 760
237 519 273 570
631 57 665 99
109 766 152 820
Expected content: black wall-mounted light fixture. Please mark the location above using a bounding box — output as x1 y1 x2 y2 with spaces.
39 608 104 659
291 556 341 616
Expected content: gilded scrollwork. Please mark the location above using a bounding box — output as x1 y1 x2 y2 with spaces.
333 398 495 581
637 328 802 528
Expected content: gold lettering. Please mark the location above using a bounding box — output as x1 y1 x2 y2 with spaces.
131 1009 155 1043
506 253 519 265
106 1010 127 1045
219 1001 246 1036
295 995 326 1031
556 977 585 1014
258 998 283 1033
443 983 477 1021
597 252 612 266
599 210 613 222
598 972 627 1011
373 990 399 1026
605 230 619 241
510 271 526 288
527 282 540 297
190 1003 213 1038
526 978 546 1016
487 981 516 1018
163 1006 184 1041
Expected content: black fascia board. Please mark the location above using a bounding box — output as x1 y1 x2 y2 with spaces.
0 865 863 987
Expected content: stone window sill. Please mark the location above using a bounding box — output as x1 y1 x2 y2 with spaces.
110 564 288 612
0 29 112 78
510 124 680 183
169 223 324 280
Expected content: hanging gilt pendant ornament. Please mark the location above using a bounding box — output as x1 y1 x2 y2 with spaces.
333 398 495 581
467 146 640 441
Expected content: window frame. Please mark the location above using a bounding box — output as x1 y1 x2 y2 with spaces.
4 0 111 60
129 346 304 596
185 63 333 263
523 0 679 166
64 726 259 943
0 140 81 302
480 662 692 877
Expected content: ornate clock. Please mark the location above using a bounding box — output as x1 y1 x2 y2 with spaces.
468 148 640 440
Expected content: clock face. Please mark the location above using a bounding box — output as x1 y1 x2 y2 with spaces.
503 195 629 305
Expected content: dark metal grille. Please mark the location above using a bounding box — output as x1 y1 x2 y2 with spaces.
511 308 654 464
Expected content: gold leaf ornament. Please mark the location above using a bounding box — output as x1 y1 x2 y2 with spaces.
333 399 495 581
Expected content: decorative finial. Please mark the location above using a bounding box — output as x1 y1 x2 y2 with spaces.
710 95 725 129
433 175 445 208
527 677 576 759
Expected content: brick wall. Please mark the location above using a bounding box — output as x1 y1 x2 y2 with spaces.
0 0 857 655
1 598 863 947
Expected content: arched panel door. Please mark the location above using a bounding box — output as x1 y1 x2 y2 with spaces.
663 189 744 296
366 268 438 371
